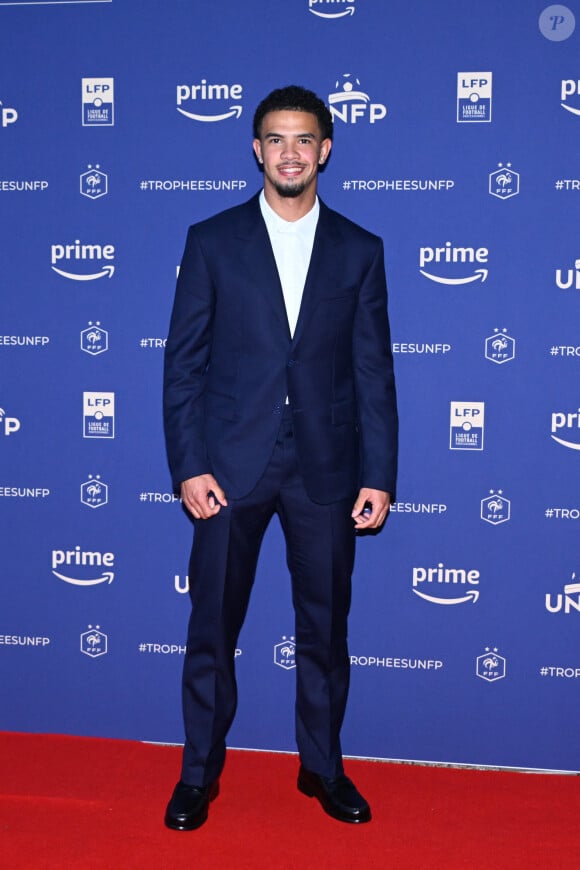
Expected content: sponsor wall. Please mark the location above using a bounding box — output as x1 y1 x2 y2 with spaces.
1 1 579 772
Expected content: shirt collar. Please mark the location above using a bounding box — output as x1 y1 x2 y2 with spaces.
259 189 320 236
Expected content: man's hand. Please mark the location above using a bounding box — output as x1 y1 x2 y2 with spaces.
351 487 391 530
180 474 228 519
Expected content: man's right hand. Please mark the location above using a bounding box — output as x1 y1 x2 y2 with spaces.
180 474 228 519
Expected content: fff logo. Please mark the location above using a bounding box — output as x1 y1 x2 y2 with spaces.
489 162 520 200
274 636 296 670
485 328 515 364
80 164 108 200
476 647 506 682
81 474 109 509
481 490 511 525
80 625 108 658
81 321 108 355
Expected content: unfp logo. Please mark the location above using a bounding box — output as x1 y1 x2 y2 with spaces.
82 78 114 126
176 79 243 122
419 242 488 285
457 72 492 123
546 572 580 614
551 407 580 450
328 74 387 125
556 258 580 290
83 391 115 439
51 240 115 281
308 0 355 19
450 401 485 451
0 407 21 436
0 99 18 128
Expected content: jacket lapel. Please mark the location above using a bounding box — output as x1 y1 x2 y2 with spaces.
235 194 291 341
291 200 340 347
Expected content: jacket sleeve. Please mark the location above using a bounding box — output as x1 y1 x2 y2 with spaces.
352 239 398 500
163 226 215 490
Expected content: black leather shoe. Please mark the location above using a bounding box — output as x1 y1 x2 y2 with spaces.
298 765 371 824
164 780 219 831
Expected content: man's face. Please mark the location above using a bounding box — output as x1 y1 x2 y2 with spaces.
253 110 332 199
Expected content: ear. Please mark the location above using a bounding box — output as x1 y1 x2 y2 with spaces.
319 138 332 165
253 138 263 164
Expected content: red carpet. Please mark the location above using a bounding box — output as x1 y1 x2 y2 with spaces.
0 732 578 869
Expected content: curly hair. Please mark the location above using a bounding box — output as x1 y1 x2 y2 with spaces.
253 85 333 141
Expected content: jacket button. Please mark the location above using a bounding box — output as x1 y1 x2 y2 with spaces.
287 359 295 367
273 404 282 415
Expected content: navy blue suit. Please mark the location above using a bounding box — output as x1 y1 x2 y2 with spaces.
163 192 397 784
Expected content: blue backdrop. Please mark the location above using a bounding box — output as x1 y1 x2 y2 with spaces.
2 0 579 773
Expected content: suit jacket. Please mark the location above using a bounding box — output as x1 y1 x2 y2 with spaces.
163 192 398 505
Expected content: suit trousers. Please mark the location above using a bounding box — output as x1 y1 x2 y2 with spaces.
180 411 356 786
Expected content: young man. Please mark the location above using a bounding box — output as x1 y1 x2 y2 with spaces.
163 85 398 830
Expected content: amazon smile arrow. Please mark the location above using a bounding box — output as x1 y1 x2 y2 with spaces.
177 105 242 122
52 570 114 586
413 588 479 605
51 265 115 281
420 268 488 285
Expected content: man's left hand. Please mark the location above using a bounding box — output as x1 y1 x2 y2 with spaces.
351 488 391 529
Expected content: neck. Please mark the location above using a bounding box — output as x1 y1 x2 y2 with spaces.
263 182 318 222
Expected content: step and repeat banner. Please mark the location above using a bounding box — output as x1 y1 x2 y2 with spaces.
1 1 579 773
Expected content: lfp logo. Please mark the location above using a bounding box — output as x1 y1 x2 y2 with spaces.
176 79 243 122
83 392 115 439
551 407 580 450
308 0 355 19
457 72 492 123
82 78 114 126
51 240 115 281
450 401 485 451
328 74 387 125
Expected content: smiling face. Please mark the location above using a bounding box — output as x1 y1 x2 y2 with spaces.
253 109 332 203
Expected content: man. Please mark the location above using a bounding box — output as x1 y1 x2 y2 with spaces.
163 85 398 830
